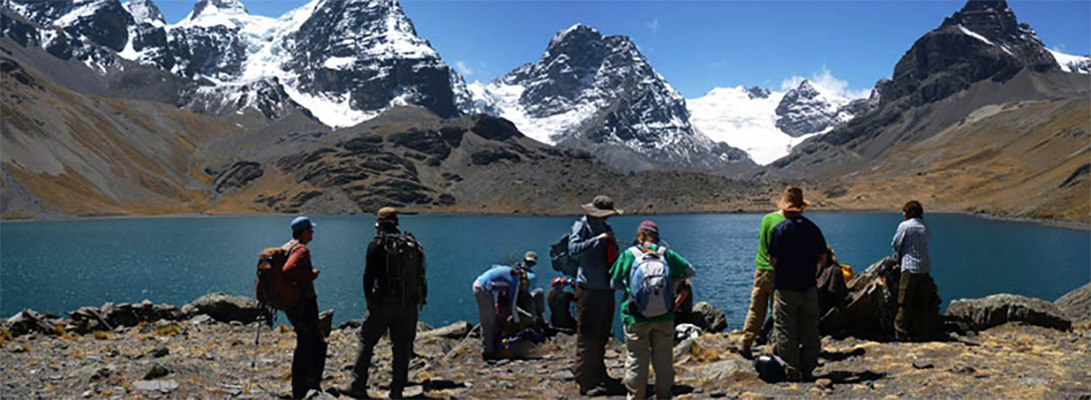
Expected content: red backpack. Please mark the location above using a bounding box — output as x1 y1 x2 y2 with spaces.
255 243 301 310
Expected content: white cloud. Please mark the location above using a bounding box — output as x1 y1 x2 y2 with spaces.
780 67 870 99
645 18 659 34
455 60 474 76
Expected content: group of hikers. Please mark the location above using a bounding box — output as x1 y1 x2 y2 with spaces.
257 186 934 399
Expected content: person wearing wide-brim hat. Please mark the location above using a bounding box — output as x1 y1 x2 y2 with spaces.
767 187 828 381
739 186 809 358
569 195 623 395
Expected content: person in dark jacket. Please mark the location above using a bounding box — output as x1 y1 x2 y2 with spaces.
767 187 827 381
339 207 426 399
548 277 577 332
569 195 622 395
282 216 327 399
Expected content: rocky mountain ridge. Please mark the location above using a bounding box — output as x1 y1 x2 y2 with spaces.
470 24 756 174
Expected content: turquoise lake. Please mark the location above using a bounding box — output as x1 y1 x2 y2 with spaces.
2 213 1088 331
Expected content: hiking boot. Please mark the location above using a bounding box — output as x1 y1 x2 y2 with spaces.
336 383 369 399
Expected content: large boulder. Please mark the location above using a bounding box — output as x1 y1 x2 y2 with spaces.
841 258 899 338
1054 282 1091 321
6 309 60 337
946 294 1072 332
186 293 272 324
690 302 728 333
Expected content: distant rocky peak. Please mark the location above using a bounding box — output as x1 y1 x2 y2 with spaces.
123 0 164 26
746 86 771 99
791 79 821 98
942 0 1017 40
189 0 248 20
548 23 602 48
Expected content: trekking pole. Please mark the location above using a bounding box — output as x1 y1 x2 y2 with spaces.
252 308 269 369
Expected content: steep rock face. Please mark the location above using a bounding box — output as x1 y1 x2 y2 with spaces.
879 0 1057 108
9 0 134 52
181 77 302 120
474 24 754 174
284 0 459 118
165 0 267 80
765 0 1085 179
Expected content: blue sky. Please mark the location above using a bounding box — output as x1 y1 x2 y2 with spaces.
155 0 1091 98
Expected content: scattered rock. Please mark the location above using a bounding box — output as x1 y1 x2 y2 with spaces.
695 359 754 382
132 379 178 392
189 314 213 325
148 345 169 358
691 302 728 333
951 365 976 374
339 319 363 330
1054 282 1091 321
143 363 171 380
418 321 472 340
673 338 696 360
946 294 1072 331
816 378 833 389
186 293 272 325
912 360 934 369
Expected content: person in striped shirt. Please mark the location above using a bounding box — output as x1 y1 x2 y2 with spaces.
892 200 939 341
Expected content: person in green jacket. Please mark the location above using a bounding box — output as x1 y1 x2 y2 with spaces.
610 220 696 400
739 187 795 357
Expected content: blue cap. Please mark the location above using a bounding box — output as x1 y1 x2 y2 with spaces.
291 216 316 233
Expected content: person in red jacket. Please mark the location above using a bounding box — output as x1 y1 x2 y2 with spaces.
282 216 326 399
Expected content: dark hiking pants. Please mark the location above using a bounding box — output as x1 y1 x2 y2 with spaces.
895 272 939 341
773 287 820 380
347 302 419 397
284 296 328 399
575 286 615 390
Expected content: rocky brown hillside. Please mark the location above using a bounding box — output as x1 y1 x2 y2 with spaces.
2 282 1088 399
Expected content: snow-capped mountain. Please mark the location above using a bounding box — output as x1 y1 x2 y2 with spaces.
471 24 754 173
687 80 874 165
4 0 472 128
774 80 858 137
1047 49 1091 74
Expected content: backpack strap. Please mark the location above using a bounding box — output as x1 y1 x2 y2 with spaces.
627 247 645 259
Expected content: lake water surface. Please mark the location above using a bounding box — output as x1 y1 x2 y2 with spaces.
2 213 1088 331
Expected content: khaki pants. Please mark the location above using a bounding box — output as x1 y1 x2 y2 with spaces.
895 272 939 341
773 287 820 379
623 319 674 400
741 269 774 349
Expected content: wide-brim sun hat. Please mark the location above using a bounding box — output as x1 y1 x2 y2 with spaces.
581 195 623 218
776 186 810 213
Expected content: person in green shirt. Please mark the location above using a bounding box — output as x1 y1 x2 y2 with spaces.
739 187 793 357
610 220 696 400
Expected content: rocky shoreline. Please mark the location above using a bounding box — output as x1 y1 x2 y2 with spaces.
2 284 1089 399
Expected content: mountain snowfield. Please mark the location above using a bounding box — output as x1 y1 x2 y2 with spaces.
4 0 1090 167
688 86 813 166
686 79 867 165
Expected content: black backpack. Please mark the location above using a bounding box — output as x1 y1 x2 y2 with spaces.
379 232 427 306
549 233 580 278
